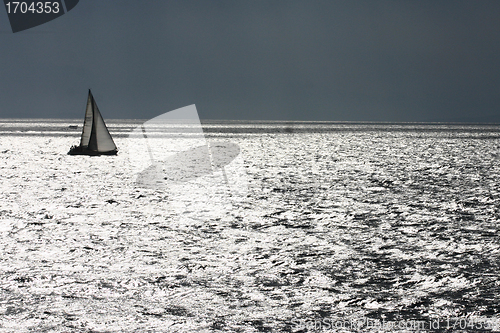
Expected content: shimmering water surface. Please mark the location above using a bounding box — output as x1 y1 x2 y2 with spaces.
1 120 500 332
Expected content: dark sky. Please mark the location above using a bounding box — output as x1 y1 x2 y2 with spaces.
1 1 500 121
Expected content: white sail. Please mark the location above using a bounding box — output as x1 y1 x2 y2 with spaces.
87 94 117 152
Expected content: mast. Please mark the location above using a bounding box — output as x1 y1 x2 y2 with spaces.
88 91 98 151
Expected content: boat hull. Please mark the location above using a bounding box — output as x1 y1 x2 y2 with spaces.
68 145 117 156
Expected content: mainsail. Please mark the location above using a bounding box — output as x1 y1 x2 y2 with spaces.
68 90 117 155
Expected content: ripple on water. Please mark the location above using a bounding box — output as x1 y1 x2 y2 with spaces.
0 126 500 331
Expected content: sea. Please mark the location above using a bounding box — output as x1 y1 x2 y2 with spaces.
0 119 500 333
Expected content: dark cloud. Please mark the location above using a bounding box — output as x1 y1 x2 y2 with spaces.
1 0 500 121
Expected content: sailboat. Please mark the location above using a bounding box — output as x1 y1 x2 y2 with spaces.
68 90 118 156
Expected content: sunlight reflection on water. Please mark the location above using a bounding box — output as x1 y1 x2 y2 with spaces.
0 121 500 332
